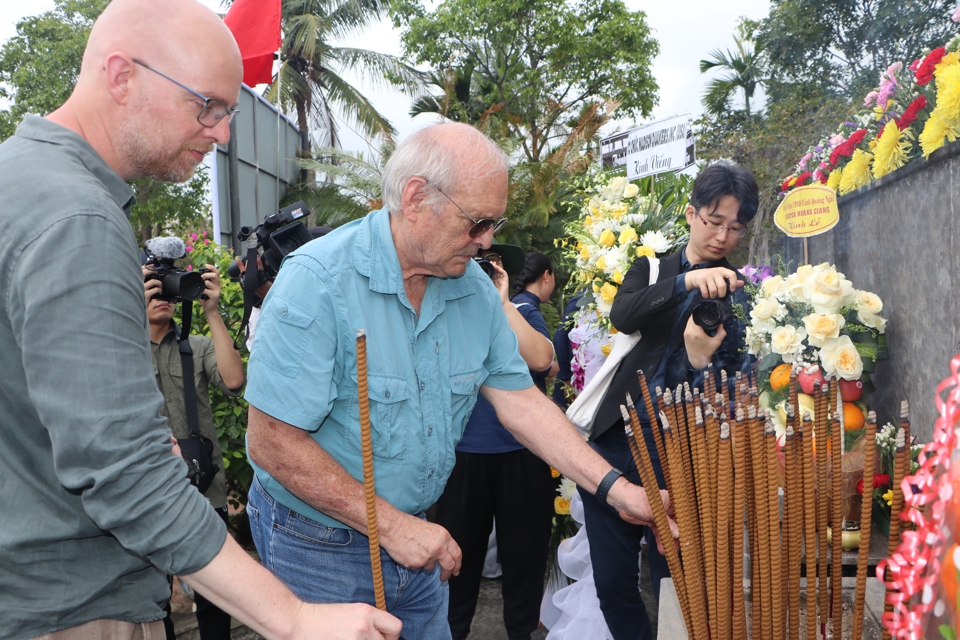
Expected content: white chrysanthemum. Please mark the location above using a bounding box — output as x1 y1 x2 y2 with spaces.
639 230 671 254
621 212 647 227
603 245 629 275
559 477 577 500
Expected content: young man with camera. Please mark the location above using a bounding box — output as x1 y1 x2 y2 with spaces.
583 160 759 640
142 251 244 640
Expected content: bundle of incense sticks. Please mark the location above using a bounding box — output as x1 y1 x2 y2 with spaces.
623 365 890 640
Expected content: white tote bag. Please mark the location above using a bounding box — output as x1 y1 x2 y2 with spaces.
566 257 659 437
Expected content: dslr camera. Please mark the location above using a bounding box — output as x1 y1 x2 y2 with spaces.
691 281 734 338
227 201 313 286
141 237 207 303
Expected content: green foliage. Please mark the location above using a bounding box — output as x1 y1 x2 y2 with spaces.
756 0 956 101
287 143 392 226
700 20 765 118
180 237 252 504
0 0 107 141
394 0 660 164
130 169 211 246
268 0 424 153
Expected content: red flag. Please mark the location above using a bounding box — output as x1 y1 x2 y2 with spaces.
223 0 282 87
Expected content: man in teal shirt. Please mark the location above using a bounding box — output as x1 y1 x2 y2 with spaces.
0 0 399 638
245 122 678 639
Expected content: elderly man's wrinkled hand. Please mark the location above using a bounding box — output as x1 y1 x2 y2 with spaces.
380 514 462 582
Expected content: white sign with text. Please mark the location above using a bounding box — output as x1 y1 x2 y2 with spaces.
619 114 695 180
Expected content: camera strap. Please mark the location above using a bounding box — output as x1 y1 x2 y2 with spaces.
176 301 202 441
238 237 260 343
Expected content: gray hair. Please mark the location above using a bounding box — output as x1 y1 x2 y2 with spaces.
380 123 508 215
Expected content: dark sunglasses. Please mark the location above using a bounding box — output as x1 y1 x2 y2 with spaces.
430 182 507 238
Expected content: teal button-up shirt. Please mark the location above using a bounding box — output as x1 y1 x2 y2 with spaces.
246 207 532 529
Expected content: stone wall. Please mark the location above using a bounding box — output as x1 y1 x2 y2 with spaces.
783 140 960 442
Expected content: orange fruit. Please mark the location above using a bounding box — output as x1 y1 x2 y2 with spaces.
843 402 865 431
769 363 792 392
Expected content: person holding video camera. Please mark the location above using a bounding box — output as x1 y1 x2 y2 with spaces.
582 160 759 640
435 249 557 640
142 246 243 640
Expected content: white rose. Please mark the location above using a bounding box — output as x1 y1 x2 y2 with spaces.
770 325 807 363
802 312 845 347
761 275 784 297
623 183 640 198
750 297 784 323
784 264 815 298
602 177 628 201
855 290 883 315
819 335 863 380
800 266 855 313
857 311 887 333
639 230 671 254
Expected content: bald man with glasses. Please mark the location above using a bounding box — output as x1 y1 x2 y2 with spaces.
0 0 400 638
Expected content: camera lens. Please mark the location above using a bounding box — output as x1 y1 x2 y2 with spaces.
163 271 206 301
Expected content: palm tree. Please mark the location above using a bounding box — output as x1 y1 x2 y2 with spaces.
699 23 765 118
266 0 424 155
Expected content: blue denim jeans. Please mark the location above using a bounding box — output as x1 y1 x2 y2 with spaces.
248 476 451 640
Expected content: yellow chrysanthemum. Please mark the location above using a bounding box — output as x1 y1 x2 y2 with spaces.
873 120 911 179
935 51 960 77
580 246 590 260
882 489 894 507
635 245 655 258
868 138 878 150
595 255 607 271
919 110 960 157
826 167 842 191
601 344 612 357
554 497 571 515
838 149 873 195
618 227 638 245
598 229 616 247
935 60 960 123
613 269 624 284
599 282 618 304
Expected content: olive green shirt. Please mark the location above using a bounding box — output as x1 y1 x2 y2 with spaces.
0 115 226 639
151 326 243 508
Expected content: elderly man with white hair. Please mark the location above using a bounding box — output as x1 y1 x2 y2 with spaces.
245 121 677 639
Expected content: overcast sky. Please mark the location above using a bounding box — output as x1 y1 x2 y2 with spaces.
2 0 772 154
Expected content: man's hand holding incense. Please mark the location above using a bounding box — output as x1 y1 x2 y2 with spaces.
607 481 678 553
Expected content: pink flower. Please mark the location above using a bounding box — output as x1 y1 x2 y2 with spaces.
202 231 207 237
819 161 829 170
953 2 960 21
204 239 210 245
798 152 812 170
186 245 193 252
883 61 902 82
909 58 921 71
863 90 878 107
190 233 198 241
876 80 896 109
186 265 193 271
829 134 846 148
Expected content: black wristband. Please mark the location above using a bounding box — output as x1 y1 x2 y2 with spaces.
595 468 625 505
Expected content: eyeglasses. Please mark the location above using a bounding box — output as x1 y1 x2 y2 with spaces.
430 182 508 238
695 210 748 240
133 59 238 128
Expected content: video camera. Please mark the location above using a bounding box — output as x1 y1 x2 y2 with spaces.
226 201 314 286
141 237 207 303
